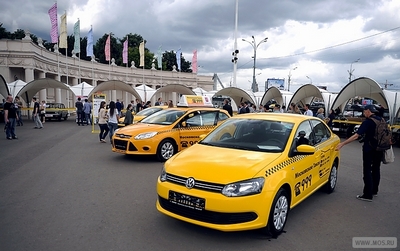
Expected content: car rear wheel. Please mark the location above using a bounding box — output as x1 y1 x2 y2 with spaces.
324 163 338 194
157 139 175 162
63 114 68 120
267 188 289 238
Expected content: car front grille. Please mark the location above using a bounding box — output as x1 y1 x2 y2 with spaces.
166 173 225 193
114 139 128 150
158 196 257 225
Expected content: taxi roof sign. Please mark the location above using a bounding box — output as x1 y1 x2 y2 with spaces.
177 95 214 107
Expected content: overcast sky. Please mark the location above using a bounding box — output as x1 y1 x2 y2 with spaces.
2 0 400 92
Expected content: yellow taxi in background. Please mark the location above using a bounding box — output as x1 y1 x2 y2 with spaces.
112 96 230 161
118 106 168 127
156 113 340 237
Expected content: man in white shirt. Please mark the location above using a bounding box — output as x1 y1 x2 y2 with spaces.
304 104 314 116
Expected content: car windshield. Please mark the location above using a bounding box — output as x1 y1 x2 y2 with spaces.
199 118 294 153
46 103 63 108
140 109 186 125
136 107 163 116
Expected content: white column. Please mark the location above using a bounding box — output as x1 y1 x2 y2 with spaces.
38 72 46 102
112 90 117 102
55 75 62 103
24 67 34 83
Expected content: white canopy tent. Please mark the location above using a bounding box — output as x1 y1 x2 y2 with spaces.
69 82 94 97
134 84 157 101
8 79 27 98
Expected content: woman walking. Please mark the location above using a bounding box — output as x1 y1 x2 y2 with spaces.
107 101 120 143
98 101 109 143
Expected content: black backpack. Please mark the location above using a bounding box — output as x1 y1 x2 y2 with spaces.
369 117 391 151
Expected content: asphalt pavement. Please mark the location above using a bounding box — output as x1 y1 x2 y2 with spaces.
0 118 399 251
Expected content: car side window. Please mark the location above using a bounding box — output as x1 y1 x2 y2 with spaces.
310 119 331 145
218 112 230 122
293 121 313 147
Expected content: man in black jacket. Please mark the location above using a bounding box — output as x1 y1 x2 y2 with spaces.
336 105 384 202
222 99 233 116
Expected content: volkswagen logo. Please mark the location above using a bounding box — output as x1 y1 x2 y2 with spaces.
185 177 195 189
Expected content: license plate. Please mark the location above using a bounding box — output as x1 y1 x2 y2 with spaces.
332 128 339 131
45 114 54 117
168 191 205 211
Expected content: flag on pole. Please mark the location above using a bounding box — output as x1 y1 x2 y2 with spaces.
122 39 128 64
176 48 181 71
86 26 93 57
139 41 145 67
59 13 67 49
105 34 111 61
74 19 80 54
157 45 162 69
192 50 198 73
48 3 58 43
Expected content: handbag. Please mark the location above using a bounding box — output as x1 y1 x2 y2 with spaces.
382 146 395 164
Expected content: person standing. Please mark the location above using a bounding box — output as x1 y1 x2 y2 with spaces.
168 100 174 108
135 99 143 113
335 105 384 202
4 95 18 140
83 99 92 125
123 104 134 126
40 100 46 124
75 97 84 126
116 99 122 113
327 108 336 129
155 97 162 106
32 97 43 129
316 108 325 120
222 99 233 116
107 101 120 142
304 104 313 116
98 101 109 143
14 96 23 126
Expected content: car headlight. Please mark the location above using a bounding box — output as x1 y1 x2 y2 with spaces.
222 177 265 197
160 166 167 182
134 132 157 140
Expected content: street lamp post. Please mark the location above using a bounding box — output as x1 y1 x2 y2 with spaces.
306 75 312 84
242 36 268 92
287 66 297 91
348 58 360 82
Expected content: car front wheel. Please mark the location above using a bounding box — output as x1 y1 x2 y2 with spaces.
157 139 175 162
267 188 289 238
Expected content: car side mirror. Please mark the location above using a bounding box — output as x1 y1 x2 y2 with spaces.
199 134 207 141
295 145 315 155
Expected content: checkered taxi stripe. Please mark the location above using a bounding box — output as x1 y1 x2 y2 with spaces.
265 155 306 177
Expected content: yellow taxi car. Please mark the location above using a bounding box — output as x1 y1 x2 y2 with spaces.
112 96 231 161
118 106 168 127
156 113 340 237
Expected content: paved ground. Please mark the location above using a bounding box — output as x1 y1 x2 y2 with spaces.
0 118 399 251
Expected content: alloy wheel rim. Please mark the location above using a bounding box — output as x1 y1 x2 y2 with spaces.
273 195 288 230
161 142 174 159
330 166 337 188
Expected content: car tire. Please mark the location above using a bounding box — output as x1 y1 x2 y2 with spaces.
157 139 175 162
266 188 289 238
324 163 338 194
63 115 68 121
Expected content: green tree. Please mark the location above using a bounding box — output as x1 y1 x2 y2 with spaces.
162 50 192 72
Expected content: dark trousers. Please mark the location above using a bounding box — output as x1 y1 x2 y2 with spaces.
362 150 383 198
77 111 84 125
98 123 109 141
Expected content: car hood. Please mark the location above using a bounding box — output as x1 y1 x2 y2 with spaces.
117 122 170 135
166 143 282 183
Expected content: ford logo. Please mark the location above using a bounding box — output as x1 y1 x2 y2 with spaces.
185 177 195 189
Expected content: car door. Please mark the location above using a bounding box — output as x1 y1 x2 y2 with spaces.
309 118 335 187
178 110 219 150
290 120 321 204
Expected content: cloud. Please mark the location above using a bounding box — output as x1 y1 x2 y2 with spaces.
1 0 399 92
